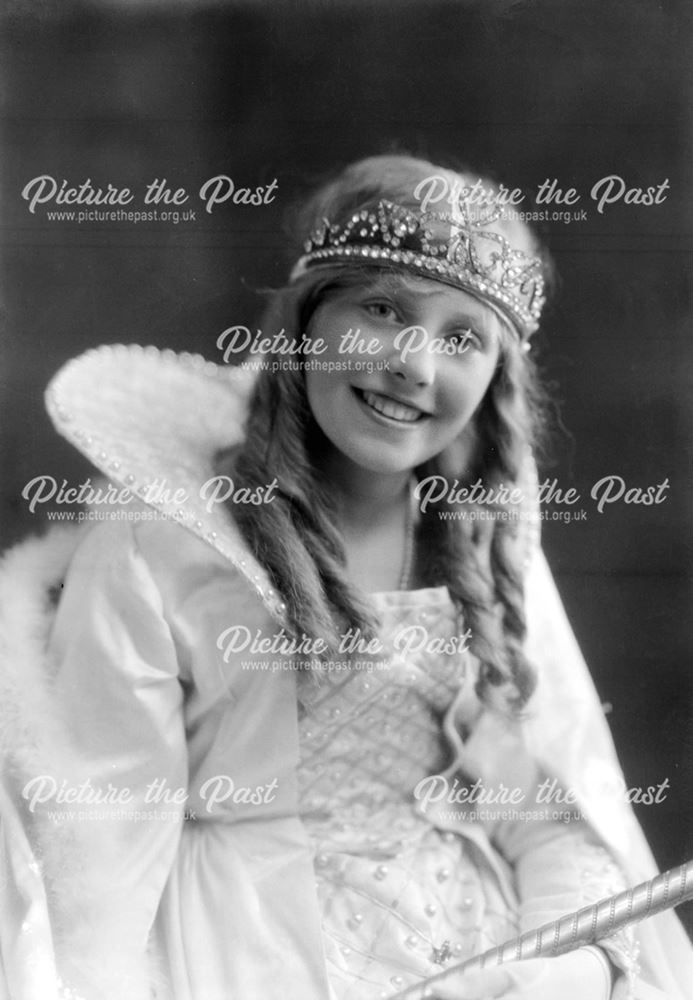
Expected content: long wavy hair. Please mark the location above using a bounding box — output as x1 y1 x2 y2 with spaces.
218 154 551 712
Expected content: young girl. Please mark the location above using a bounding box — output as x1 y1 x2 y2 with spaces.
1 154 691 1000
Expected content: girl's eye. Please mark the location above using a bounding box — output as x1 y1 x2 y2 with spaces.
364 301 398 321
446 329 480 352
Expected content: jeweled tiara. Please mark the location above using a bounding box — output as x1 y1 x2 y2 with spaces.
289 199 546 338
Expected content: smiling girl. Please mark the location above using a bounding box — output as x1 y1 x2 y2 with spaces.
1 154 691 1000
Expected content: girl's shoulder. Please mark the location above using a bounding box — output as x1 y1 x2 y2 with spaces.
0 512 273 648
66 514 270 610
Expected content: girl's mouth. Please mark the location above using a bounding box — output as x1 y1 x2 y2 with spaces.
353 387 428 424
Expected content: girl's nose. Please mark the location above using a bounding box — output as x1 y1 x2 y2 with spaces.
387 330 436 387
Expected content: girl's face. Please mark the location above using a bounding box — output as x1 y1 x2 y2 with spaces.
304 273 506 479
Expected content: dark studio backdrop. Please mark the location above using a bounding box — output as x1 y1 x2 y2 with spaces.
1 0 692 932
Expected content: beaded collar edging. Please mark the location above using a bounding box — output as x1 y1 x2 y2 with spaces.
45 344 289 624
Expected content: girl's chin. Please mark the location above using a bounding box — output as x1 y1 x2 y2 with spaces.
336 445 427 477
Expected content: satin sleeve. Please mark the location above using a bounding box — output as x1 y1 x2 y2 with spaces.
40 520 187 1000
488 543 643 988
494 797 638 985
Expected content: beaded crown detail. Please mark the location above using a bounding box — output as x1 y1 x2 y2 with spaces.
290 199 546 338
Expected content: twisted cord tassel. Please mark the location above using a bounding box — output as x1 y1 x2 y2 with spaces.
390 860 693 1000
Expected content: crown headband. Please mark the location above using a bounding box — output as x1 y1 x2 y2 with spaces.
290 199 546 338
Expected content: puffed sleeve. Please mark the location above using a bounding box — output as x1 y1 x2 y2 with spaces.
36 520 187 1000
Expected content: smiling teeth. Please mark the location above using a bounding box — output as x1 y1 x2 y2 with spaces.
362 390 422 423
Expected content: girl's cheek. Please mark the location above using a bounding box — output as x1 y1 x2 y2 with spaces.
437 370 490 424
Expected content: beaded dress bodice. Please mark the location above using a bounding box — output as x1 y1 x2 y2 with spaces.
296 587 519 1000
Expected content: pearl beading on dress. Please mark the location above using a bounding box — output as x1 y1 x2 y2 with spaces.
295 589 517 999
